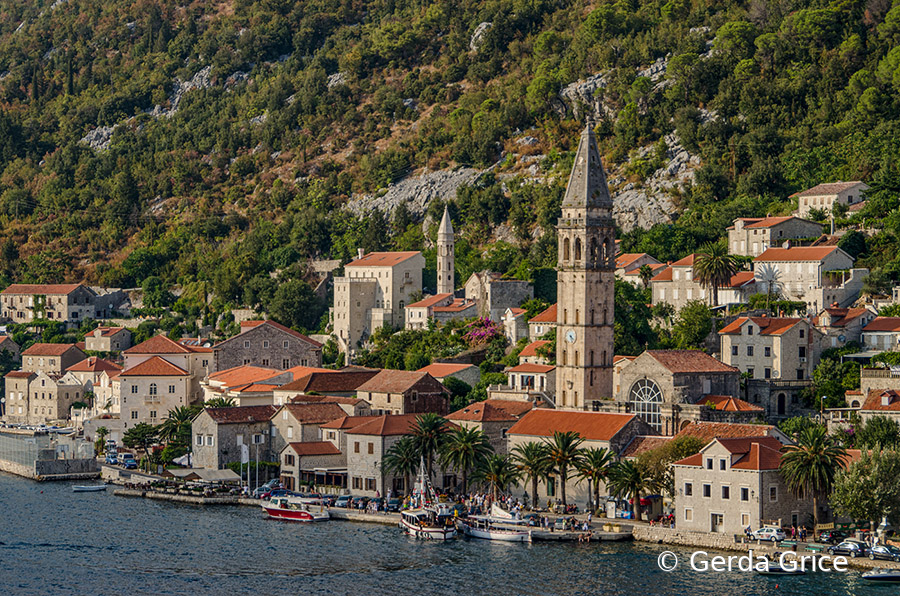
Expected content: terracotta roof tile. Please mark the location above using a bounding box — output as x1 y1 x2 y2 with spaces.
794 181 866 197
119 356 190 377
236 320 322 348
204 405 277 424
432 298 476 313
208 365 281 388
66 357 122 373
93 326 127 337
671 254 696 267
506 363 555 374
287 441 342 456
446 399 533 422
731 441 784 470
1 283 84 295
743 216 802 229
519 340 551 358
719 317 800 336
620 435 672 458
278 370 379 394
615 253 651 269
726 271 756 288
346 251 421 267
860 389 900 411
319 415 381 430
674 421 776 443
346 414 427 436
863 317 900 333
124 334 193 355
22 343 84 357
650 266 673 282
5 371 35 379
817 307 871 327
356 370 449 395
281 403 346 424
697 395 764 412
406 293 453 308
754 246 840 262
528 304 557 323
416 363 476 378
506 410 637 442
623 263 666 276
646 350 738 374
237 383 279 393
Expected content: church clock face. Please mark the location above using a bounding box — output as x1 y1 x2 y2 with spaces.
565 330 577 344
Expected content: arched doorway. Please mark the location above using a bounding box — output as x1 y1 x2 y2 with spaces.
629 379 663 432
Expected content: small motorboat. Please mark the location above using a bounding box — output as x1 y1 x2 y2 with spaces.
756 556 805 576
262 496 330 522
457 516 532 542
72 485 107 492
862 568 900 583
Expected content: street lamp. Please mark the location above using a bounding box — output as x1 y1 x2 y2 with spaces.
820 395 827 423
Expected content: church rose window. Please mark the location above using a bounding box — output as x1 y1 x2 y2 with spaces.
629 379 662 431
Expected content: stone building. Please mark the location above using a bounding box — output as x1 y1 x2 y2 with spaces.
518 340 551 365
673 436 813 534
528 304 557 342
464 272 534 323
119 357 192 430
415 362 481 388
0 283 124 325
727 216 823 257
333 250 425 357
719 317 821 382
201 365 292 406
191 405 277 470
0 335 20 360
279 441 346 491
814 306 875 350
66 357 122 419
501 307 529 344
651 256 757 311
615 253 663 279
2 371 34 422
319 415 380 453
269 402 346 457
861 317 900 352
445 399 533 454
212 320 322 371
1 369 85 425
405 293 453 330
272 369 379 405
354 369 449 415
21 343 86 375
793 181 868 218
84 327 132 352
123 335 213 403
437 206 455 295
555 125 616 410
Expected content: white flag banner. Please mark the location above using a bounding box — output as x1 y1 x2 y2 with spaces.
241 443 250 464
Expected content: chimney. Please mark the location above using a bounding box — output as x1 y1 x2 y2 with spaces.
357 248 365 259
883 392 893 407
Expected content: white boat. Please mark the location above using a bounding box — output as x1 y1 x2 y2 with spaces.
862 568 900 583
72 485 107 492
755 561 805 576
399 457 457 540
457 516 532 542
262 496 330 522
490 503 515 519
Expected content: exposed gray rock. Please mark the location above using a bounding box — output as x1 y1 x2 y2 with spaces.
80 125 117 151
327 72 347 88
470 22 492 52
558 72 611 120
250 112 268 126
226 71 250 87
345 168 483 217
516 136 539 146
637 56 668 82
402 98 417 110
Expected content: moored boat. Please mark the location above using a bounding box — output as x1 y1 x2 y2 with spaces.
756 561 806 576
262 496 330 522
862 568 900 583
457 516 532 542
72 485 107 492
399 457 457 540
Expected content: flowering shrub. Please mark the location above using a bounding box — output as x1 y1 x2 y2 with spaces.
464 317 503 346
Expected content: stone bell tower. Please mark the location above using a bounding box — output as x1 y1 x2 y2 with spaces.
437 205 455 295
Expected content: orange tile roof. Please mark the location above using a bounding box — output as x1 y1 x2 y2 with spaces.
67 357 122 373
646 350 738 374
346 251 421 267
237 383 279 393
674 421 776 443
6 371 35 379
816 307 871 327
794 181 866 197
620 435 672 458
719 317 800 336
697 395 764 412
124 334 193 355
208 365 281 388
673 436 783 469
623 263 666 276
93 326 127 337
613 355 637 365
528 304 557 323
506 410 636 442
726 271 756 288
650 266 673 282
204 405 277 424
863 317 900 333
506 308 526 317
743 216 799 229
287 441 342 456
519 340 551 358
319 415 381 430
278 370 379 394
446 399 533 422
22 343 83 357
671 254 696 267
754 246 840 262
506 363 555 374
432 298 476 313
237 320 323 347
356 370 448 395
406 293 453 308
615 253 650 269
282 403 347 424
284 364 332 379
416 363 476 378
346 414 427 436
861 389 900 411
119 356 189 377
1 283 83 295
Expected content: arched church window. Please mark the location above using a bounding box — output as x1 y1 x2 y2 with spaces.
564 238 570 261
629 379 663 431
575 238 582 261
590 237 598 262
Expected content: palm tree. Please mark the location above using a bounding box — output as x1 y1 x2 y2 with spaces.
439 426 493 493
383 436 419 496
780 425 848 528
158 405 200 444
754 262 783 314
638 264 654 290
512 442 550 509
607 459 654 522
410 413 449 477
95 426 109 455
472 454 520 500
575 447 615 513
205 396 236 408
542 431 585 506
693 240 739 307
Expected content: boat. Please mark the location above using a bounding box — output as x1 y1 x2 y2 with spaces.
457 516 532 542
261 496 330 522
72 485 107 492
755 561 806 576
490 503 515 519
862 568 900 583
399 457 457 540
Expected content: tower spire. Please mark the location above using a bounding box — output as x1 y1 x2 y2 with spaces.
562 124 612 209
437 205 455 295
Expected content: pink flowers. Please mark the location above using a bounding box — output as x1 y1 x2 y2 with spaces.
464 317 502 346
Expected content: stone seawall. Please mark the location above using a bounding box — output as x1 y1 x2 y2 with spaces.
0 457 37 479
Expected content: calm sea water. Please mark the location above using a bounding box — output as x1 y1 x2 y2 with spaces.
0 472 887 595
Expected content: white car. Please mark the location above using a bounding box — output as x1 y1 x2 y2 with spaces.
751 527 786 542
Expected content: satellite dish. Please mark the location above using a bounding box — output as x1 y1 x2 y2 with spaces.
838 335 846 342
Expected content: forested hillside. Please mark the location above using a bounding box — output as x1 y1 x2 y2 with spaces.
1 0 900 332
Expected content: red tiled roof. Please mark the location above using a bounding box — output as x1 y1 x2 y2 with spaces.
675 421 776 443
406 293 453 308
346 251 421 267
237 383 279 393
650 266 673 282
615 253 651 269
319 415 381 430
506 308 526 317
124 334 193 355
119 356 189 377
646 350 738 374
861 389 900 411
754 246 840 262
204 405 277 424
1 283 83 295
863 317 900 333
346 414 425 436
673 436 783 469
208 365 281 388
93 326 126 337
506 363 555 374
623 263 666 276
321 396 366 405
284 365 332 380
816 307 871 327
237 320 322 348
67 357 122 373
697 395 764 412
528 304 557 323
416 363 476 378
671 254 696 267
356 370 448 395
287 441 342 456
620 435 672 458
22 343 83 357
432 298 476 313
743 216 798 229
519 340 550 358
719 317 800 336
6 371 35 378
506 410 636 442
278 370 379 394
446 399 533 422
793 181 866 197
726 271 756 288
848 200 867 212
613 355 637 365
281 403 347 424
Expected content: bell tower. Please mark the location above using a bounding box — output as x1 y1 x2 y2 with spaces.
437 205 455 295
555 124 615 410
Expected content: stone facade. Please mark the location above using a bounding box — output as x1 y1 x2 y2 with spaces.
727 216 823 257
794 181 868 218
464 272 534 322
719 317 821 383
279 442 346 491
528 304 556 342
191 406 275 470
815 307 876 350
355 370 449 415
861 317 900 352
123 335 213 404
212 320 322 371
437 206 455 295
753 246 865 312
269 403 346 457
21 344 86 375
501 308 528 344
84 327 132 352
0 284 124 326
2 371 85 425
119 358 192 430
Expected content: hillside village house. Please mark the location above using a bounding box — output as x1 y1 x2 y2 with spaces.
84 326 132 352
3 371 35 422
269 402 347 456
212 320 322 371
793 181 868 218
319 415 380 453
65 356 122 394
719 317 822 382
354 370 449 415
488 363 556 404
200 365 293 406
119 357 192 430
333 250 425 357
404 293 478 331
272 369 379 405
501 307 529 344
0 283 125 325
279 441 346 491
464 271 534 322
752 246 867 312
505 410 654 505
615 253 663 278
815 306 876 349
445 399 533 454
66 357 122 420
861 317 900 352
518 340 551 365
727 216 823 257
2 369 84 425
527 304 557 342
0 335 21 360
123 335 212 403
650 255 757 311
21 343 86 375
192 405 277 470
673 436 813 535
415 362 481 388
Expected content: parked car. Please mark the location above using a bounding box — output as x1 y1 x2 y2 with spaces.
118 453 137 469
750 527 786 542
334 495 352 508
818 529 849 544
828 540 868 558
869 544 900 562
104 453 119 465
253 480 280 498
386 498 401 512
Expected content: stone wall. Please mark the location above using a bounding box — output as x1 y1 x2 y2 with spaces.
633 525 750 552
34 458 98 477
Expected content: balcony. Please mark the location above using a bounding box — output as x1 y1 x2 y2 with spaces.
144 396 160 404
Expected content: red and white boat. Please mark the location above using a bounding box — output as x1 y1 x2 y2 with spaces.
262 496 330 522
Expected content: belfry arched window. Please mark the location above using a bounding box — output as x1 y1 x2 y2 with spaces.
629 379 662 431
563 238 571 262
574 238 582 261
